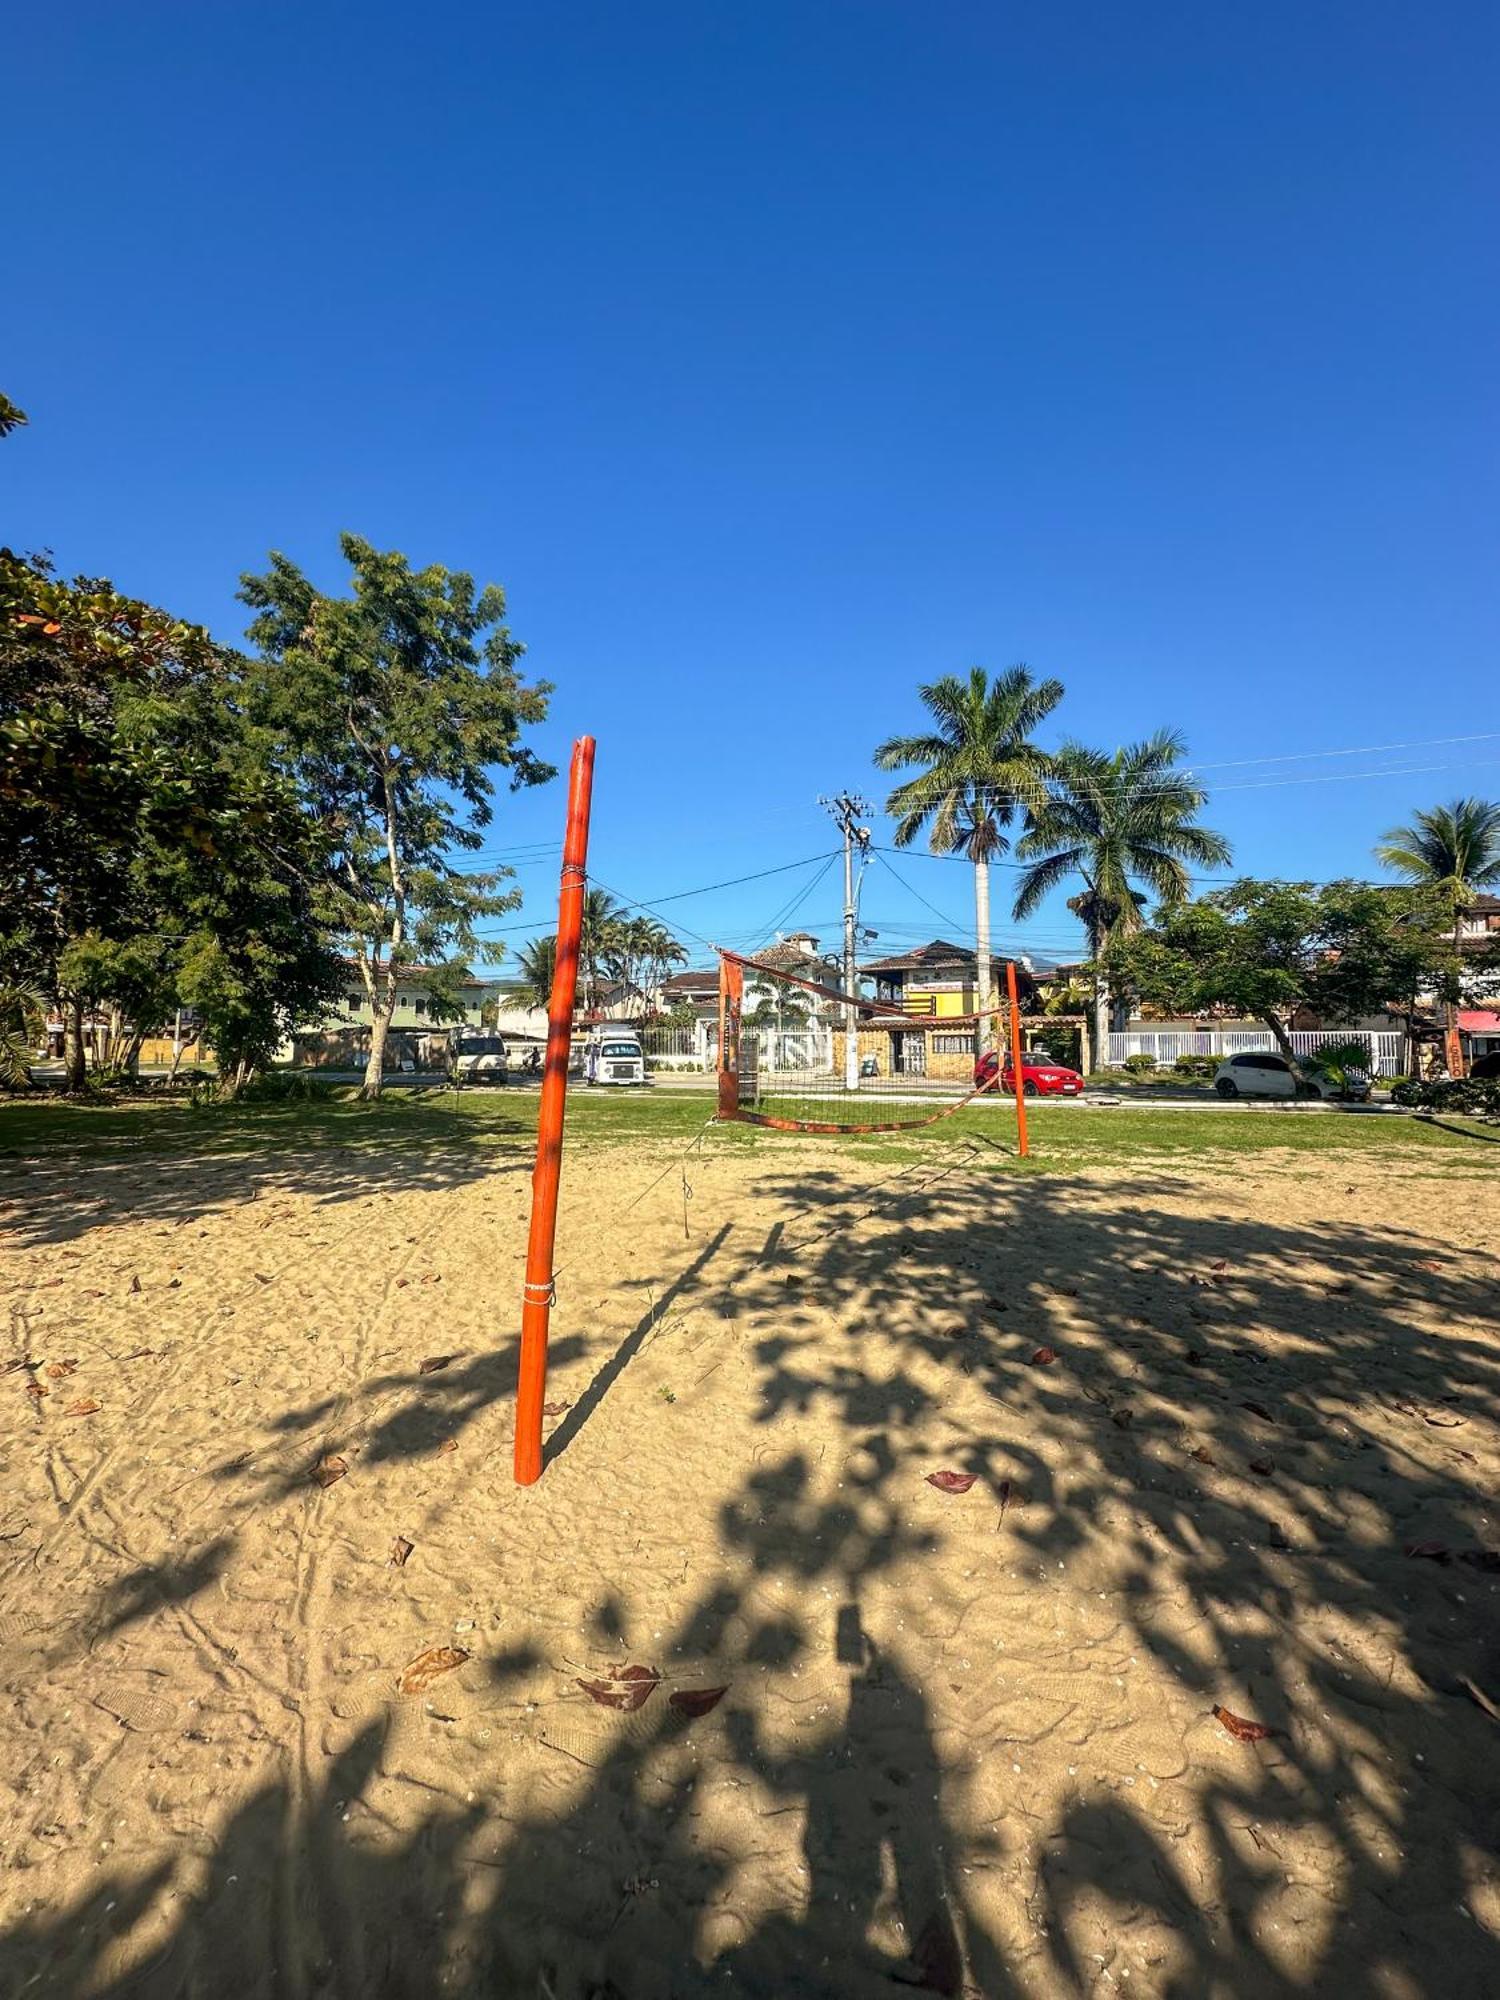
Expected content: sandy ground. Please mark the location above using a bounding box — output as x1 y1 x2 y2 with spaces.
1 1120 1498 1998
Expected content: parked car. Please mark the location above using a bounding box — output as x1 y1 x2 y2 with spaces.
451 1034 509 1082
584 1025 646 1086
1212 1051 1370 1102
974 1050 1086 1097
1469 1049 1500 1081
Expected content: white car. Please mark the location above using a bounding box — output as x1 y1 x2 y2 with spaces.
451 1035 509 1081
1212 1051 1370 1102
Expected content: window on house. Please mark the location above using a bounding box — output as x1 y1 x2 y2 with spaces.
933 1032 977 1055
346 991 363 1009
414 998 427 1017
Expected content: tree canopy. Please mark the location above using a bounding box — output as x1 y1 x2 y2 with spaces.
1105 879 1460 1066
238 534 553 1094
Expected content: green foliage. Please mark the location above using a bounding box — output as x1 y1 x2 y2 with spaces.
1 549 342 1089
511 935 558 1012
1106 880 1455 1062
1028 1022 1079 1066
0 394 26 439
0 980 42 1086
1012 730 1231 947
238 534 553 1091
1392 1075 1500 1120
874 664 1062 863
1172 1054 1219 1080
1122 1052 1158 1076
1376 797 1500 905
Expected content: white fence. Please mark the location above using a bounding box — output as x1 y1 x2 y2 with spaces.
1106 1028 1409 1077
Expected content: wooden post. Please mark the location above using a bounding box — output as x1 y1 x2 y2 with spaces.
515 736 595 1485
1007 960 1030 1159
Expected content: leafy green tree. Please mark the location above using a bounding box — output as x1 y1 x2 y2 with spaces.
874 665 1063 1048
0 394 26 439
1106 880 1455 1074
1012 730 1231 1061
1 549 336 1091
1376 797 1500 1077
238 535 553 1096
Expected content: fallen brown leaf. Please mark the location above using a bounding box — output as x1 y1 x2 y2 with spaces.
1213 1704 1275 1743
312 1454 348 1488
669 1685 728 1717
437 1438 458 1456
1459 1675 1500 1725
397 1645 470 1696
24 1380 47 1402
1190 1445 1216 1466
1247 1457 1274 1477
926 1470 976 1494
998 1477 1013 1524
1405 1540 1451 1562
542 1399 572 1417
389 1536 414 1568
45 1360 78 1379
63 1398 102 1417
419 1355 453 1375
1030 1346 1058 1367
129 1275 141 1294
577 1663 660 1713
1422 1410 1465 1428
1242 1400 1277 1424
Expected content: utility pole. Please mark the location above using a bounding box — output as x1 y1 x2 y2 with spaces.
822 793 872 1091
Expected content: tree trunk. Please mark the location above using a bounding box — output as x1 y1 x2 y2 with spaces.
973 858 993 1052
362 988 395 1099
1445 912 1467 1078
64 995 87 1091
1258 1011 1303 1074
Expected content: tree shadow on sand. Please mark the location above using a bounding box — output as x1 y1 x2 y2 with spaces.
2 1159 1497 1995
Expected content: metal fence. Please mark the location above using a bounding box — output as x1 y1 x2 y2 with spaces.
1106 1028 1409 1077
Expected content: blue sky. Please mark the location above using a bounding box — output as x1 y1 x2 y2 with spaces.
5 2 1497 971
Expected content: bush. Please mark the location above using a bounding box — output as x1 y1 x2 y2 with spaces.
1172 1054 1218 1080
1391 1076 1500 1121
1122 1053 1159 1077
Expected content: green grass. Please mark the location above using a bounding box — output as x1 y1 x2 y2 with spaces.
0 1080 1492 1178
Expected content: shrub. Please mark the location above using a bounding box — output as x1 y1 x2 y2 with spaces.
1122 1053 1158 1077
1392 1076 1500 1121
1172 1054 1218 1080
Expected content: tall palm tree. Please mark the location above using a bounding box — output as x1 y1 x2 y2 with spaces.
1376 796 1500 1077
579 889 627 1014
1011 730 1231 1063
874 665 1064 1048
511 935 557 1013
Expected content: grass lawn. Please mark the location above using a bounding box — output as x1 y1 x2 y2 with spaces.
0 1081 1492 1177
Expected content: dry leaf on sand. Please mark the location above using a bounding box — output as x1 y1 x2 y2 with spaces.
312 1454 348 1488
669 1685 728 1717
389 1536 414 1568
397 1645 469 1696
64 1398 102 1417
1030 1346 1058 1366
419 1355 453 1375
1213 1704 1275 1743
926 1470 976 1495
577 1664 660 1713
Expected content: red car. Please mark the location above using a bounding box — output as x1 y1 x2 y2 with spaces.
974 1050 1085 1097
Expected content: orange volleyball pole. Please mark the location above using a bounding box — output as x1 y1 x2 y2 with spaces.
1006 959 1031 1159
515 735 595 1485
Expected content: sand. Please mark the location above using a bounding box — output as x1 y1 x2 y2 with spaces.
1 1119 1498 1997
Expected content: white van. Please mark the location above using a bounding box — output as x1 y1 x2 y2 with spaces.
584 1025 646 1086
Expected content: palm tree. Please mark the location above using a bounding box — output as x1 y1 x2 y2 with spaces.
1376 797 1500 1077
511 935 557 1013
1011 730 1231 1064
579 889 627 1014
874 665 1064 1048
0 981 43 1087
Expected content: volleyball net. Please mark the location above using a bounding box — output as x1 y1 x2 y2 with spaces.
715 948 1024 1135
